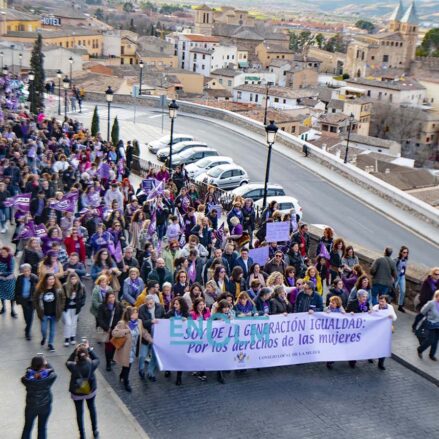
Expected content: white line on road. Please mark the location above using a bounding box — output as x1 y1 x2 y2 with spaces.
148 114 162 119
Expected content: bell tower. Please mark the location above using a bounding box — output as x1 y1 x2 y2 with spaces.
388 0 403 32
194 5 214 36
400 1 419 67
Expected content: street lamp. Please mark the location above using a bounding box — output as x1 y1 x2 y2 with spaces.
18 53 22 74
69 57 73 88
262 120 279 210
343 113 355 164
28 71 35 113
105 86 114 142
56 69 62 116
10 44 14 75
3 65 8 76
168 99 179 170
0 52 3 70
139 59 144 96
63 75 70 119
263 81 270 125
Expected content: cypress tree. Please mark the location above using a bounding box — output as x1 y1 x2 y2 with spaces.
111 116 119 146
91 106 100 136
29 34 45 113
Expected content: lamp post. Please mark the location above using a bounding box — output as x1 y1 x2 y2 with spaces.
343 113 355 164
63 75 70 119
18 53 22 74
69 57 73 88
10 44 14 75
138 59 144 96
262 120 279 210
0 52 3 71
3 65 8 76
28 70 35 113
168 99 179 171
263 82 270 125
56 69 62 115
105 86 114 142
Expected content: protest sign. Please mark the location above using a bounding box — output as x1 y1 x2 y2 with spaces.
141 178 157 194
208 204 222 218
153 312 392 371
266 221 290 242
50 192 78 212
4 193 31 212
249 246 269 266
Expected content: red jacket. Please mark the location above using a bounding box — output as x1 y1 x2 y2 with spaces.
64 236 86 262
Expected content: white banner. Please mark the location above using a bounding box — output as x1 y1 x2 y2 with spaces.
153 312 393 371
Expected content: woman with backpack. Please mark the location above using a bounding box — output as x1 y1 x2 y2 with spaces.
66 342 100 439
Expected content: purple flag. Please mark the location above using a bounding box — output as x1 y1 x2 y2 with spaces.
147 180 164 201
148 210 157 236
213 223 225 243
34 224 48 239
317 242 330 260
50 192 79 212
141 178 156 194
98 162 111 179
17 221 36 239
4 193 31 212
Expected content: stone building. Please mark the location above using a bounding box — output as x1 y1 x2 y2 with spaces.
345 1 419 78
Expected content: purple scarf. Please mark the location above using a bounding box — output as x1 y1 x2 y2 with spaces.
358 301 368 312
128 319 138 331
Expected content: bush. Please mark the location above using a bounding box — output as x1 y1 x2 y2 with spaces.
342 73 350 80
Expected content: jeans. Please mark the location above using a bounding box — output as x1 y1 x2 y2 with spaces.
63 309 78 339
371 284 389 305
22 301 34 336
0 206 8 227
41 315 56 345
74 397 98 438
21 404 51 439
105 341 115 366
139 344 158 377
396 275 406 306
418 327 439 357
157 223 167 241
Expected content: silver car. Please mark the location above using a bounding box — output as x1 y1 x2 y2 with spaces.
185 156 234 179
196 164 249 190
148 134 194 154
157 141 208 162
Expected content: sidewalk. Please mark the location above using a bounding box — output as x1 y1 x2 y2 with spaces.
0 232 147 439
392 309 439 386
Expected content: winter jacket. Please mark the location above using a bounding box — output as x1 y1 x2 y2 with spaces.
294 292 323 313
97 302 124 332
138 304 165 340
21 367 57 409
33 288 65 321
15 273 39 305
270 297 293 314
66 350 99 396
370 256 396 287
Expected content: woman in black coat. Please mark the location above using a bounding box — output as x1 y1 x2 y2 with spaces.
269 286 292 315
21 355 57 439
15 263 39 340
66 343 100 439
97 291 124 371
20 238 43 275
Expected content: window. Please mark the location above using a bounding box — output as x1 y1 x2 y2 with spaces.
237 91 242 99
383 55 389 63
291 126 296 133
130 58 133 65
221 171 232 179
367 90 371 97
227 80 232 86
378 92 382 100
219 78 223 84
371 56 375 60
283 99 286 104
194 54 197 60
202 54 206 60
121 58 125 65
361 52 365 60
255 94 259 102
202 64 205 69
250 93 253 102
274 97 279 103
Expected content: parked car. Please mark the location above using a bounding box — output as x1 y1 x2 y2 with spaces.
195 164 249 190
168 147 219 168
148 134 194 154
185 156 234 179
225 183 285 203
254 195 303 220
157 141 208 162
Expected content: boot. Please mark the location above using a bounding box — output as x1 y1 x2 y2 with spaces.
175 372 182 386
217 371 225 384
123 379 132 392
106 361 111 372
0 300 5 314
398 305 406 313
10 301 17 318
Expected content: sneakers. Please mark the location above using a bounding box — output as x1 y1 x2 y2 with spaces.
70 337 76 345
398 306 406 313
48 344 55 352
1 227 6 234
64 339 70 347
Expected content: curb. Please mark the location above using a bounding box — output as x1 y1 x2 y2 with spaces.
391 352 439 387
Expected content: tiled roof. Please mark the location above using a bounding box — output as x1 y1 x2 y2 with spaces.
346 77 425 91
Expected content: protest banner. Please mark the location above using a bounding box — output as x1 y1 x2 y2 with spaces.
141 178 157 194
249 246 269 266
153 312 392 371
208 204 222 218
266 221 290 242
49 192 78 212
34 224 48 239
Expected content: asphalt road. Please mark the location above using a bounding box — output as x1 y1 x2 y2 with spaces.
138 110 439 268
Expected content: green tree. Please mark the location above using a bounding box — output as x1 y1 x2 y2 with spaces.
324 33 347 53
29 34 45 113
355 20 376 34
289 30 312 52
91 106 100 137
315 33 325 49
418 28 439 57
123 2 134 13
95 8 104 20
141 1 157 12
111 116 120 146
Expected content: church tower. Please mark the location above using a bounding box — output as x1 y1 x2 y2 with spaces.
399 1 419 67
389 0 404 32
194 5 214 36
0 0 7 9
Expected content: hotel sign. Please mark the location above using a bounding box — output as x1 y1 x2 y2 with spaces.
41 16 61 26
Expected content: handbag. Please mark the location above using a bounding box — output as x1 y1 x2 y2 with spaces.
95 309 115 343
110 335 127 350
74 364 92 395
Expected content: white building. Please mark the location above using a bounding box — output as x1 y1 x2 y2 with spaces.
344 78 428 106
190 44 237 76
166 32 220 71
233 84 319 110
269 60 291 86
210 69 276 92
102 31 122 58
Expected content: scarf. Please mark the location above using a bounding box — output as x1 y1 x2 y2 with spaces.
128 319 138 331
188 260 196 283
128 277 141 294
0 253 12 272
99 288 107 300
107 302 115 311
358 301 368 312
236 301 253 314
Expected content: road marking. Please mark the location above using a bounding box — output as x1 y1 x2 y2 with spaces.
148 114 162 119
